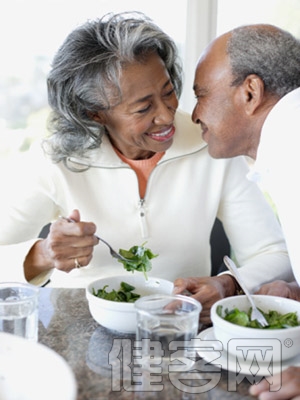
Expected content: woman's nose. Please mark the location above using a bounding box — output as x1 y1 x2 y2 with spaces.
153 100 177 125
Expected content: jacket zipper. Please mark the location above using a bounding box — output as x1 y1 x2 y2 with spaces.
138 198 148 238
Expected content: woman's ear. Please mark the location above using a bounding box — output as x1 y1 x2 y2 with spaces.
241 74 265 116
87 110 107 124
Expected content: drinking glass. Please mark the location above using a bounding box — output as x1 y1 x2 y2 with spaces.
135 294 201 374
0 282 39 341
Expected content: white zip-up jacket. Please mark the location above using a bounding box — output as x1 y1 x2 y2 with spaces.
0 110 293 288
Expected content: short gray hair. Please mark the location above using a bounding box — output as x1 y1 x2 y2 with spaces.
45 12 182 165
227 25 300 98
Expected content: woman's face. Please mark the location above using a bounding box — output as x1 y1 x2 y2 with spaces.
95 53 179 160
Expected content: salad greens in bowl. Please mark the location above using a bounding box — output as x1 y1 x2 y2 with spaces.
86 274 173 333
210 295 300 361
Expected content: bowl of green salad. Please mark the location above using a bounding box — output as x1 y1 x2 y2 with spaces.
210 295 300 361
86 274 173 333
86 243 174 333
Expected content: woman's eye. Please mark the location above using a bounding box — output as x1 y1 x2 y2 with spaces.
164 88 175 97
137 105 151 114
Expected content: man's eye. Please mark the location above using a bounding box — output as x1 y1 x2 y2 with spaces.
195 94 203 102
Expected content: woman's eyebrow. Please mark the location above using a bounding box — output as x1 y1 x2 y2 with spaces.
130 79 172 105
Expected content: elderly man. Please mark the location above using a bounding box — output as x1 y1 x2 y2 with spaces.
191 23 300 400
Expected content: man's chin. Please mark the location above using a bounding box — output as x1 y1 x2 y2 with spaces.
207 147 226 159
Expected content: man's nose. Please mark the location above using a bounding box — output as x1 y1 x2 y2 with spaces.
191 106 201 124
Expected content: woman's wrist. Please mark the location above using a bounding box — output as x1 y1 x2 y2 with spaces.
24 239 53 281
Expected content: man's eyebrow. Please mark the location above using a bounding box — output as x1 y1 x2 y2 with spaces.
193 84 208 94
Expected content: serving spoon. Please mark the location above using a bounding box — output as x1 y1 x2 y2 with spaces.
60 216 130 262
223 255 269 327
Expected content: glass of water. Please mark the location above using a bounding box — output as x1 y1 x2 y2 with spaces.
0 282 39 341
135 294 202 374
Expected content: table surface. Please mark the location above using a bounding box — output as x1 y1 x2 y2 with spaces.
38 288 254 400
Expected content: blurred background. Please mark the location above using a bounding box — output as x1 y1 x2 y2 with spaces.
1 0 299 161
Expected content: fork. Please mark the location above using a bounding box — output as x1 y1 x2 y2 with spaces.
223 255 269 327
60 216 130 262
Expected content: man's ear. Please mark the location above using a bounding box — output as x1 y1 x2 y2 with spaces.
240 74 265 116
87 110 107 124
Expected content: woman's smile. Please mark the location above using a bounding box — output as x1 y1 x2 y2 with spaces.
146 125 175 142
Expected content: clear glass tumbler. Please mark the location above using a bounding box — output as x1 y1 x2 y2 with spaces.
135 294 201 374
0 282 39 341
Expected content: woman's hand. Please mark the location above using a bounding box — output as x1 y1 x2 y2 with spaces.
249 366 300 399
24 209 99 280
256 280 300 301
173 274 236 325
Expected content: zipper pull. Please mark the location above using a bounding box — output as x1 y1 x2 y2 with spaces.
138 199 148 238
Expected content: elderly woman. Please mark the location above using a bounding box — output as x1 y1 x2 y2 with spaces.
0 12 293 323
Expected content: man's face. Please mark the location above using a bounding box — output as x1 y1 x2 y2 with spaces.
192 35 251 159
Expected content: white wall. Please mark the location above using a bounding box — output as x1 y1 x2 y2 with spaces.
180 0 218 113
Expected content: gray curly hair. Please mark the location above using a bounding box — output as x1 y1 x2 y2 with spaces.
44 12 182 165
227 24 300 98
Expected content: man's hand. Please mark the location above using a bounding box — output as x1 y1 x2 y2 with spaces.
256 280 300 301
173 274 237 325
249 366 300 400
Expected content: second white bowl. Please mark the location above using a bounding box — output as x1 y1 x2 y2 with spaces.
211 295 300 361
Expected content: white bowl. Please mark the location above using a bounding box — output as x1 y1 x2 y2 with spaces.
86 275 174 333
0 332 76 400
211 295 300 361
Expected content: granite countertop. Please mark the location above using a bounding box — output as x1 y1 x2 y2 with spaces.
38 287 254 400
